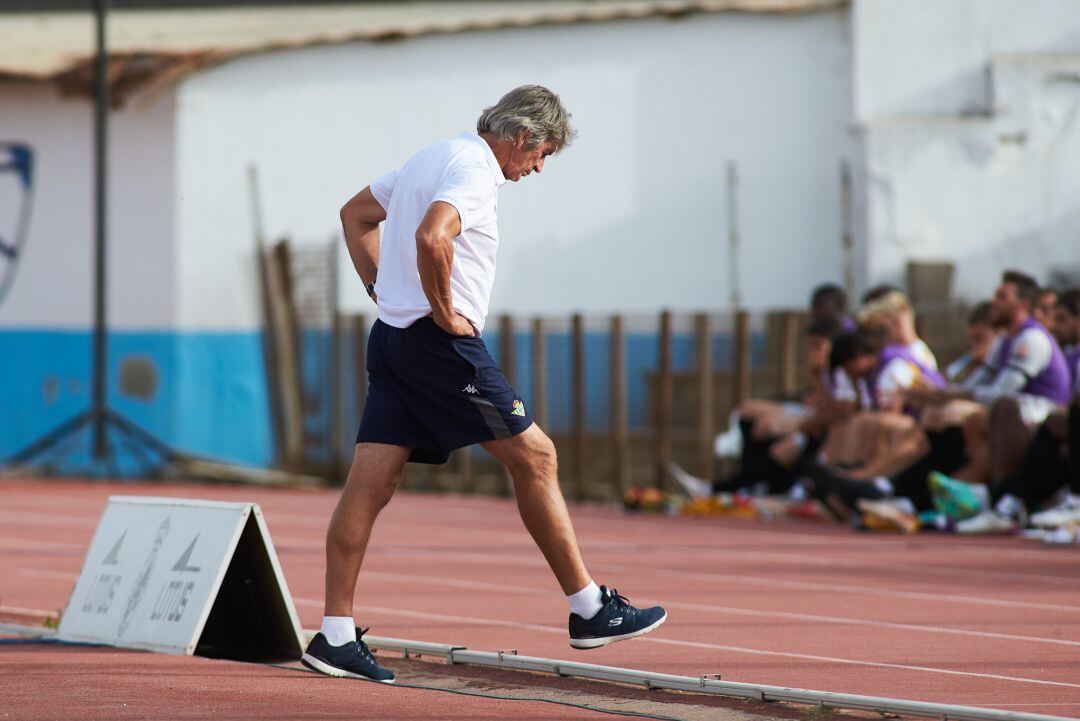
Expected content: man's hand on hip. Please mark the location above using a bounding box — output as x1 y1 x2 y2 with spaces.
435 312 477 337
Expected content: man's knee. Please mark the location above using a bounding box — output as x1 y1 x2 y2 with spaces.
369 476 402 508
529 433 559 476
512 429 558 479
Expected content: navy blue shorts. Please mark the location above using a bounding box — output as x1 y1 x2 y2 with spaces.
356 317 533 464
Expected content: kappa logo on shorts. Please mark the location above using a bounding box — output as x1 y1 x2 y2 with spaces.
511 399 526 417
463 384 479 395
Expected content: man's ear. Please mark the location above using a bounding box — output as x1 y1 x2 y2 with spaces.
515 130 532 149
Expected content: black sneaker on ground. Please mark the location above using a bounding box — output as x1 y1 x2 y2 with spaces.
569 586 667 650
300 627 396 683
802 460 885 520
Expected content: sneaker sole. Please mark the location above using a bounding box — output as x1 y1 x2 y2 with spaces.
569 612 667 650
300 653 396 684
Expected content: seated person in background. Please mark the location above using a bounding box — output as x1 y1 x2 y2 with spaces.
911 271 1069 455
860 289 944 413
1053 288 1080 376
839 272 1071 532
712 283 854 460
811 283 856 333
944 302 999 387
918 301 1001 442
665 317 851 498
950 288 1080 533
737 317 842 442
805 292 944 494
804 300 995 528
1035 286 1059 337
961 271 1069 484
861 283 902 306
1028 395 1080 535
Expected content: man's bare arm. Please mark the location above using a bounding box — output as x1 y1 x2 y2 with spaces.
340 187 386 299
415 201 474 336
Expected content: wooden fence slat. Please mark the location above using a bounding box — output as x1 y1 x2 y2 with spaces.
694 313 714 483
571 313 587 500
499 314 514 386
610 315 630 496
531 317 547 430
269 239 304 470
732 310 752 409
498 313 515 497
655 309 673 490
779 311 801 397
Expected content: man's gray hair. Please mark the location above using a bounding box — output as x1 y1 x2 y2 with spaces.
477 85 575 152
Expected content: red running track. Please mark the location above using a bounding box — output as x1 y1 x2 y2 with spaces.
1 479 1079 717
0 644 610 720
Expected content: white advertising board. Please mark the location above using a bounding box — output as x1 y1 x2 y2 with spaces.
58 496 303 660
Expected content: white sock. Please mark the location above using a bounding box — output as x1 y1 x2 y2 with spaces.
320 616 356 646
894 497 916 515
567 581 603 619
872 476 895 496
995 493 1023 520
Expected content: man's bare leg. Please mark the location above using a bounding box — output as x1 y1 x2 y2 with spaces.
324 442 411 617
482 424 591 595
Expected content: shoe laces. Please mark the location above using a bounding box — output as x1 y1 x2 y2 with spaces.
602 586 631 610
356 627 373 656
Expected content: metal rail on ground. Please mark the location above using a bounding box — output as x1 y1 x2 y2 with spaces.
1 623 1071 721
357 634 1075 721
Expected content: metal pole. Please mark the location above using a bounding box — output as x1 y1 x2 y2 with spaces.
91 0 109 459
841 160 855 299
726 160 741 311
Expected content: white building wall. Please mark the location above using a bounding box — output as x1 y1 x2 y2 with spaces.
853 0 1080 299
853 0 1080 121
862 55 1080 300
0 83 176 330
174 10 853 326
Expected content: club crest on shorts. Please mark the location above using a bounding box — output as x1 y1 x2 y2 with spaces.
511 399 526 417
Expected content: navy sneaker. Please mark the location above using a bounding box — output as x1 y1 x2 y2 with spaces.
569 586 667 649
300 627 396 683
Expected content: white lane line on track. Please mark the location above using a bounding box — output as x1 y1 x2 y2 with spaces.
355 569 1080 648
0 537 88 552
14 568 79 581
369 508 1080 585
11 562 1078 649
9 531 1074 619
263 502 1065 561
620 546 1080 588
4 504 1078 591
0 488 1067 560
356 547 1080 615
5 496 1072 578
0 510 98 529
0 604 58 616
391 499 1076 558
290 596 1080 691
605 563 1080 616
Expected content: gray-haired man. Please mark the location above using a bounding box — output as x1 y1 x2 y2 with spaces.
301 86 667 682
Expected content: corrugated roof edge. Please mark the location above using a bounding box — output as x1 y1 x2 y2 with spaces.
0 0 848 103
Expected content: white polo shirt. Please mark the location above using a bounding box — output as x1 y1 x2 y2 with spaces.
370 132 506 334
